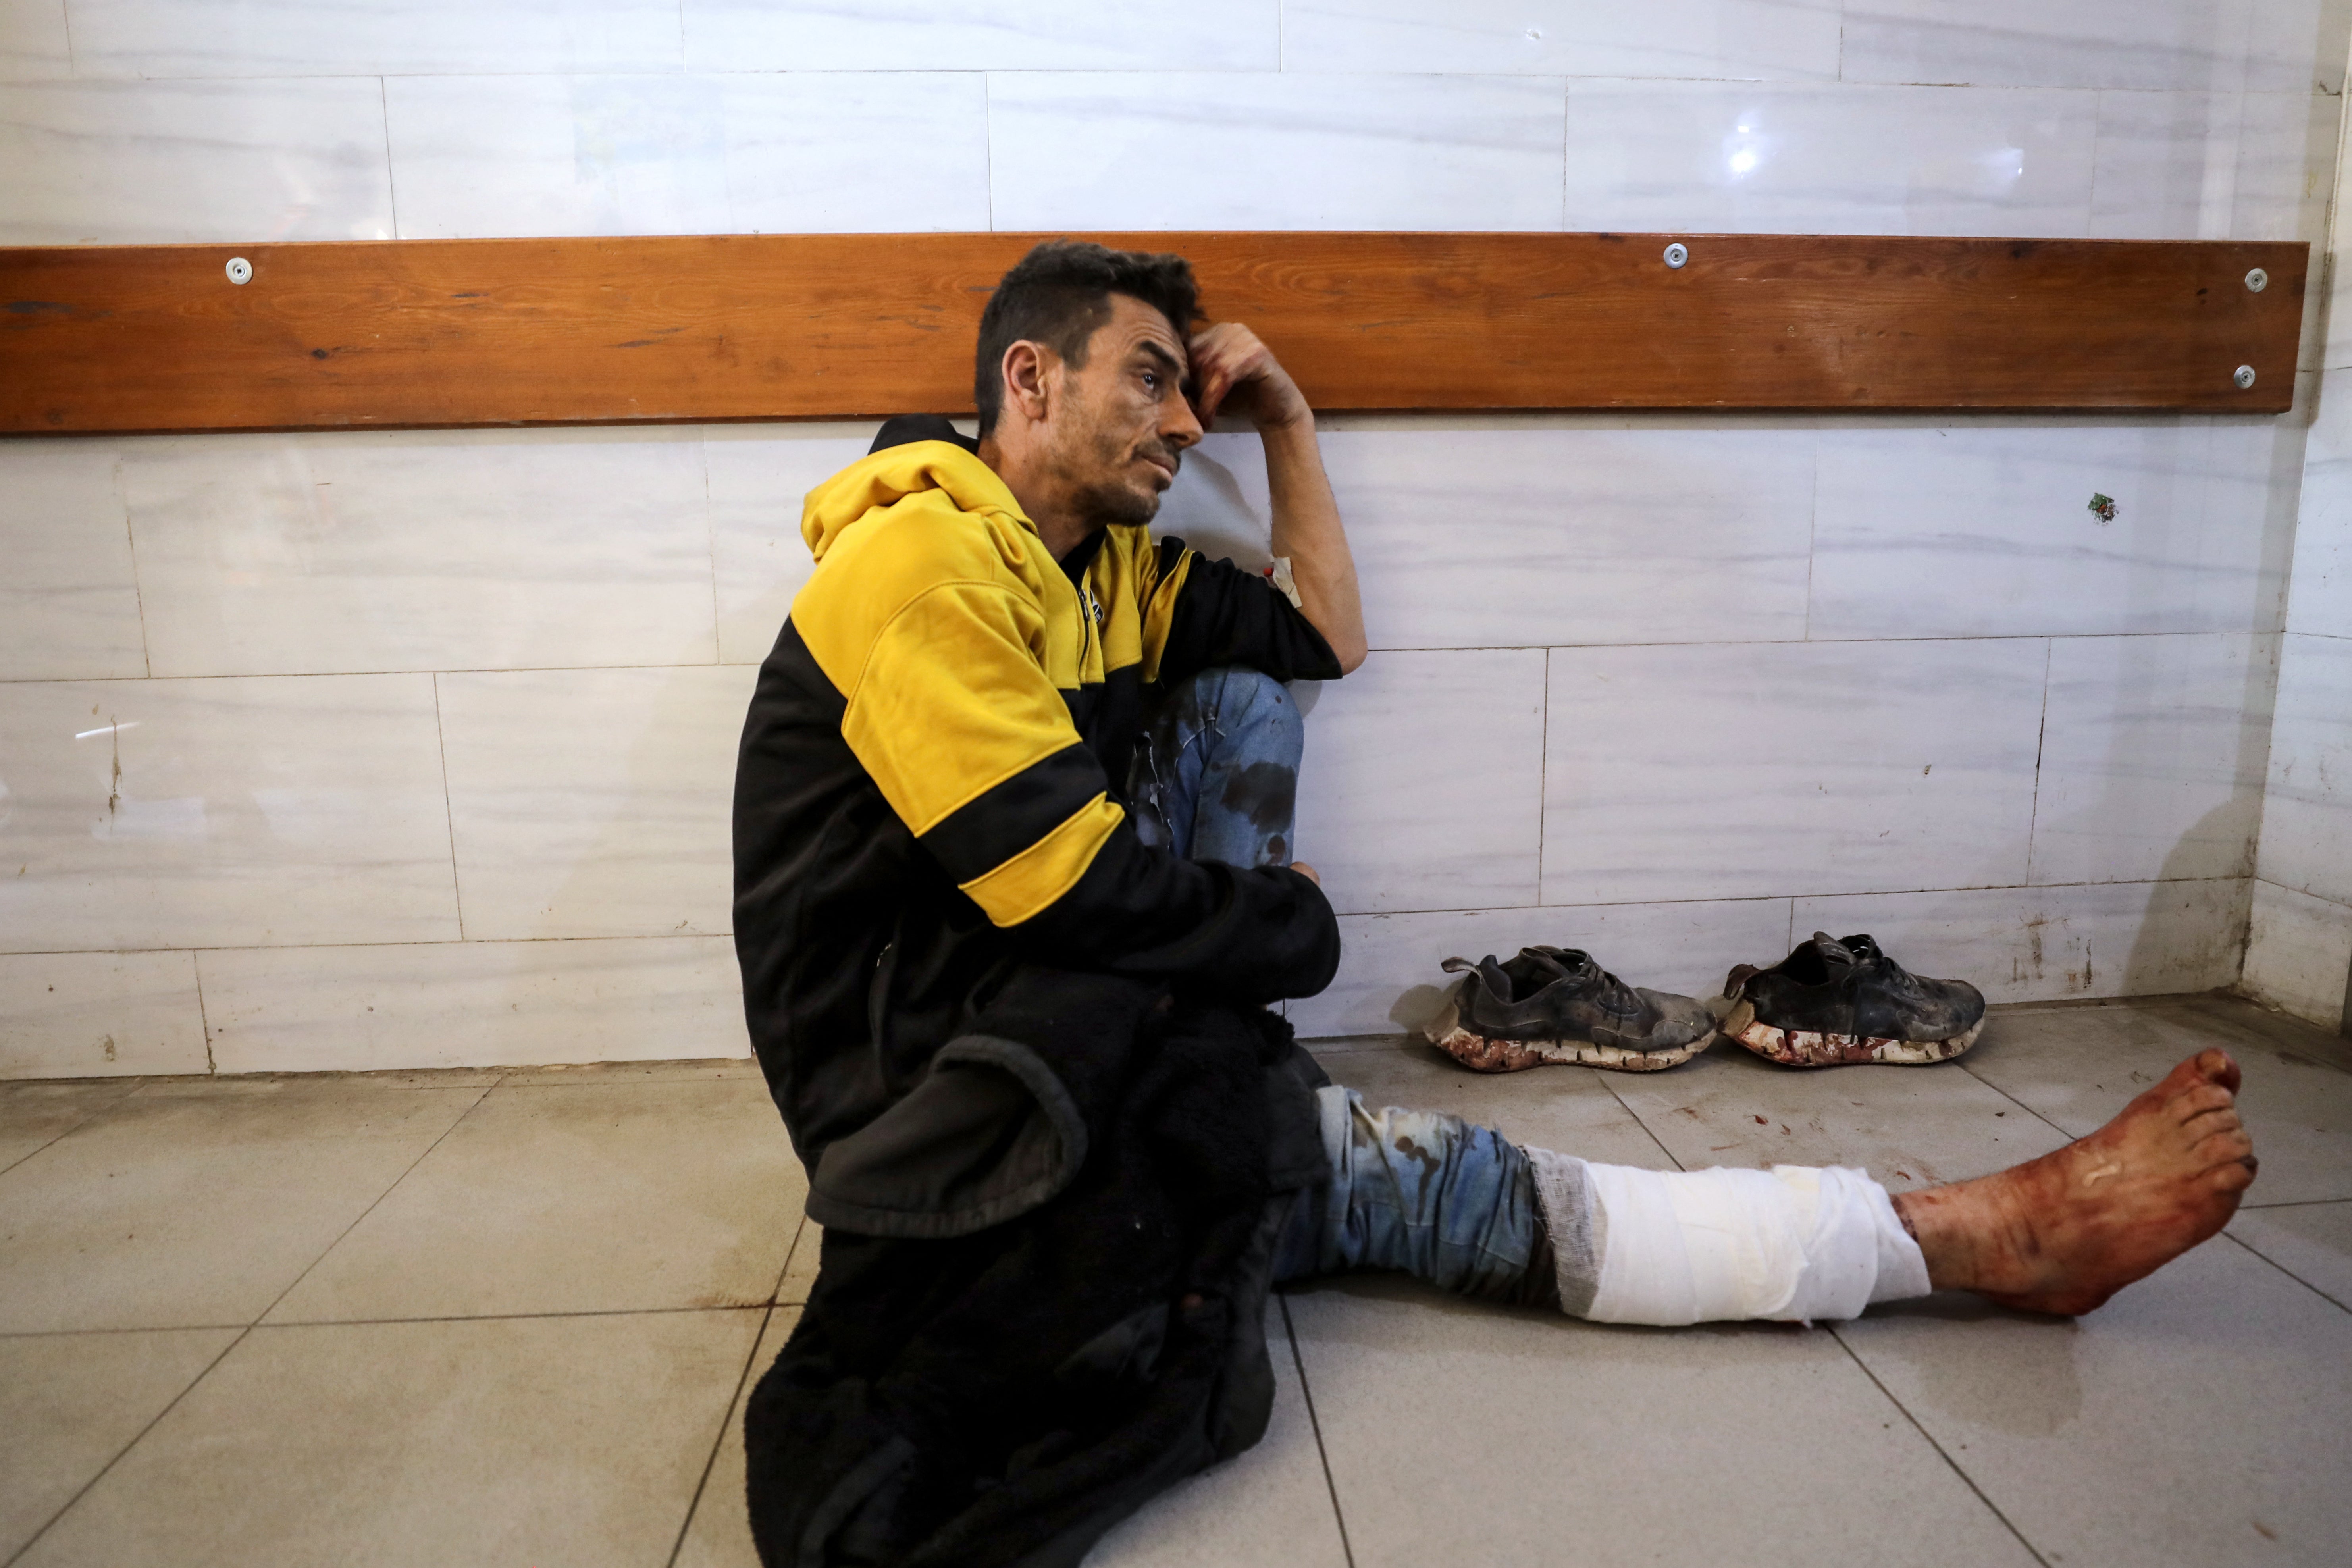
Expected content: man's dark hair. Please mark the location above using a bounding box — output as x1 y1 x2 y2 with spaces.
973 240 1200 434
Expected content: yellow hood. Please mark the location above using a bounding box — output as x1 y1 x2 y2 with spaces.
800 440 1032 563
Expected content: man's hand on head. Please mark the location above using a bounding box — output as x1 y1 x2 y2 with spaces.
1291 861 1321 887
1189 323 1312 433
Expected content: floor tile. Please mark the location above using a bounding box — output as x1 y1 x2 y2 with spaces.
2228 1200 2352 1311
1607 1032 2075 1193
672 1306 796 1568
1085 1303 1348 1568
266 1076 802 1322
15 1310 760 1568
0 1077 142 1175
1838 1236 2352 1567
0 1327 239 1561
774 1217 821 1308
1309 1035 1680 1168
0 1080 484 1333
1287 1275 2037 1568
1962 998 2352 1204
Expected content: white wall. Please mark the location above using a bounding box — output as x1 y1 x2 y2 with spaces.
2247 45 2352 1032
3 0 2346 1074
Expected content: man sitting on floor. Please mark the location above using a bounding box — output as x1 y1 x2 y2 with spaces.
728 240 2258 1568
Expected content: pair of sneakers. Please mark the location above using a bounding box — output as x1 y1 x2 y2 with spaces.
1426 932 1986 1074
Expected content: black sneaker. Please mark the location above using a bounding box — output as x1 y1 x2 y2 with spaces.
1722 932 1985 1068
1425 946 1717 1073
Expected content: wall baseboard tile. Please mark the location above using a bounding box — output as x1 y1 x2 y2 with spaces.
2242 879 2352 1030
194 936 749 1075
0 950 209 1079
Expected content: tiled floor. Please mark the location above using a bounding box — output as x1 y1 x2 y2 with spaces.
3 997 2348 1567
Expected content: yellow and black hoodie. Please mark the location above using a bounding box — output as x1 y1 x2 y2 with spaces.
732 417 1344 1177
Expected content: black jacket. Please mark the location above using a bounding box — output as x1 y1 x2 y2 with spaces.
731 420 1348 1565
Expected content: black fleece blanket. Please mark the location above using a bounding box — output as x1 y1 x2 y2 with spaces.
744 967 1329 1568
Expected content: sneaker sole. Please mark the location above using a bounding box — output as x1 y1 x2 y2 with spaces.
1424 1002 1713 1073
1722 1000 1983 1067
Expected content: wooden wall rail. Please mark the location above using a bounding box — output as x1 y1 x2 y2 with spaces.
0 231 2308 434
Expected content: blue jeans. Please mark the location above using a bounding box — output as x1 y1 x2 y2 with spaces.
1134 667 1550 1303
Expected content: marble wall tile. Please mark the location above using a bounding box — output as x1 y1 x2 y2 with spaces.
0 676 459 953
1293 649 1545 916
0 78 393 246
988 73 1568 231
1794 877 2252 1004
0 951 208 1079
0 0 71 77
1170 425 1816 651
1560 80 2098 237
2242 879 2352 1027
385 73 989 240
707 424 885 666
2090 90 2337 241
2257 631 2352 906
124 430 716 678
0 443 145 683
1542 639 2049 905
1279 0 1840 80
2288 370 2352 638
2030 633 2275 886
1841 0 2329 94
197 936 748 1073
1809 420 2285 640
65 0 682 77
1290 897 1790 1039
438 665 757 941
681 0 1277 72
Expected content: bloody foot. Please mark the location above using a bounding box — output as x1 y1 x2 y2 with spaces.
1892 1049 2258 1316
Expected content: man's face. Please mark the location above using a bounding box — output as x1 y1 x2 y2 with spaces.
1039 293 1204 528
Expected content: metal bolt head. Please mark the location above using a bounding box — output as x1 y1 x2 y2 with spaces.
2245 267 2268 293
2234 364 2258 390
1663 242 1689 269
225 256 253 285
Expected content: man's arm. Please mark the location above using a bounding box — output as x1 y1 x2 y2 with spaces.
1189 324 1368 674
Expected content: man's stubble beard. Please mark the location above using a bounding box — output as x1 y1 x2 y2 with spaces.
1058 422 1177 530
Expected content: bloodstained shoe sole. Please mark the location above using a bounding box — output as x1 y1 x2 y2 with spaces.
1423 1002 1714 1073
1721 999 1984 1068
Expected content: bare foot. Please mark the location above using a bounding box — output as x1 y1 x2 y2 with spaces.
1892 1050 2257 1315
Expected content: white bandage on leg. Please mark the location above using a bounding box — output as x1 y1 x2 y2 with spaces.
1564 1160 1929 1325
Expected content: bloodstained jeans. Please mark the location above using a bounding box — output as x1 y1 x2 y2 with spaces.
1131 666 1553 1306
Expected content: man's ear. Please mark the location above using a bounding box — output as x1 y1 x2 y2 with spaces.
1000 340 1056 425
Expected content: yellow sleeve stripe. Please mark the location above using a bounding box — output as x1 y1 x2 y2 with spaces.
958 792 1125 928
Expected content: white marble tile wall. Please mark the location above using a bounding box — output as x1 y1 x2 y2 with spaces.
2246 106 2352 1031
383 73 992 240
1281 0 1843 80
2256 632 2352 908
2030 633 2276 886
1838 0 2336 95
66 0 686 78
0 950 208 1077
4 0 2342 1071
437 666 757 942
0 441 145 683
0 78 394 245
123 430 717 678
1542 638 2050 905
198 936 748 1073
987 73 1570 232
0 675 460 954
682 0 1279 73
1808 420 2288 640
1291 648 1547 916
